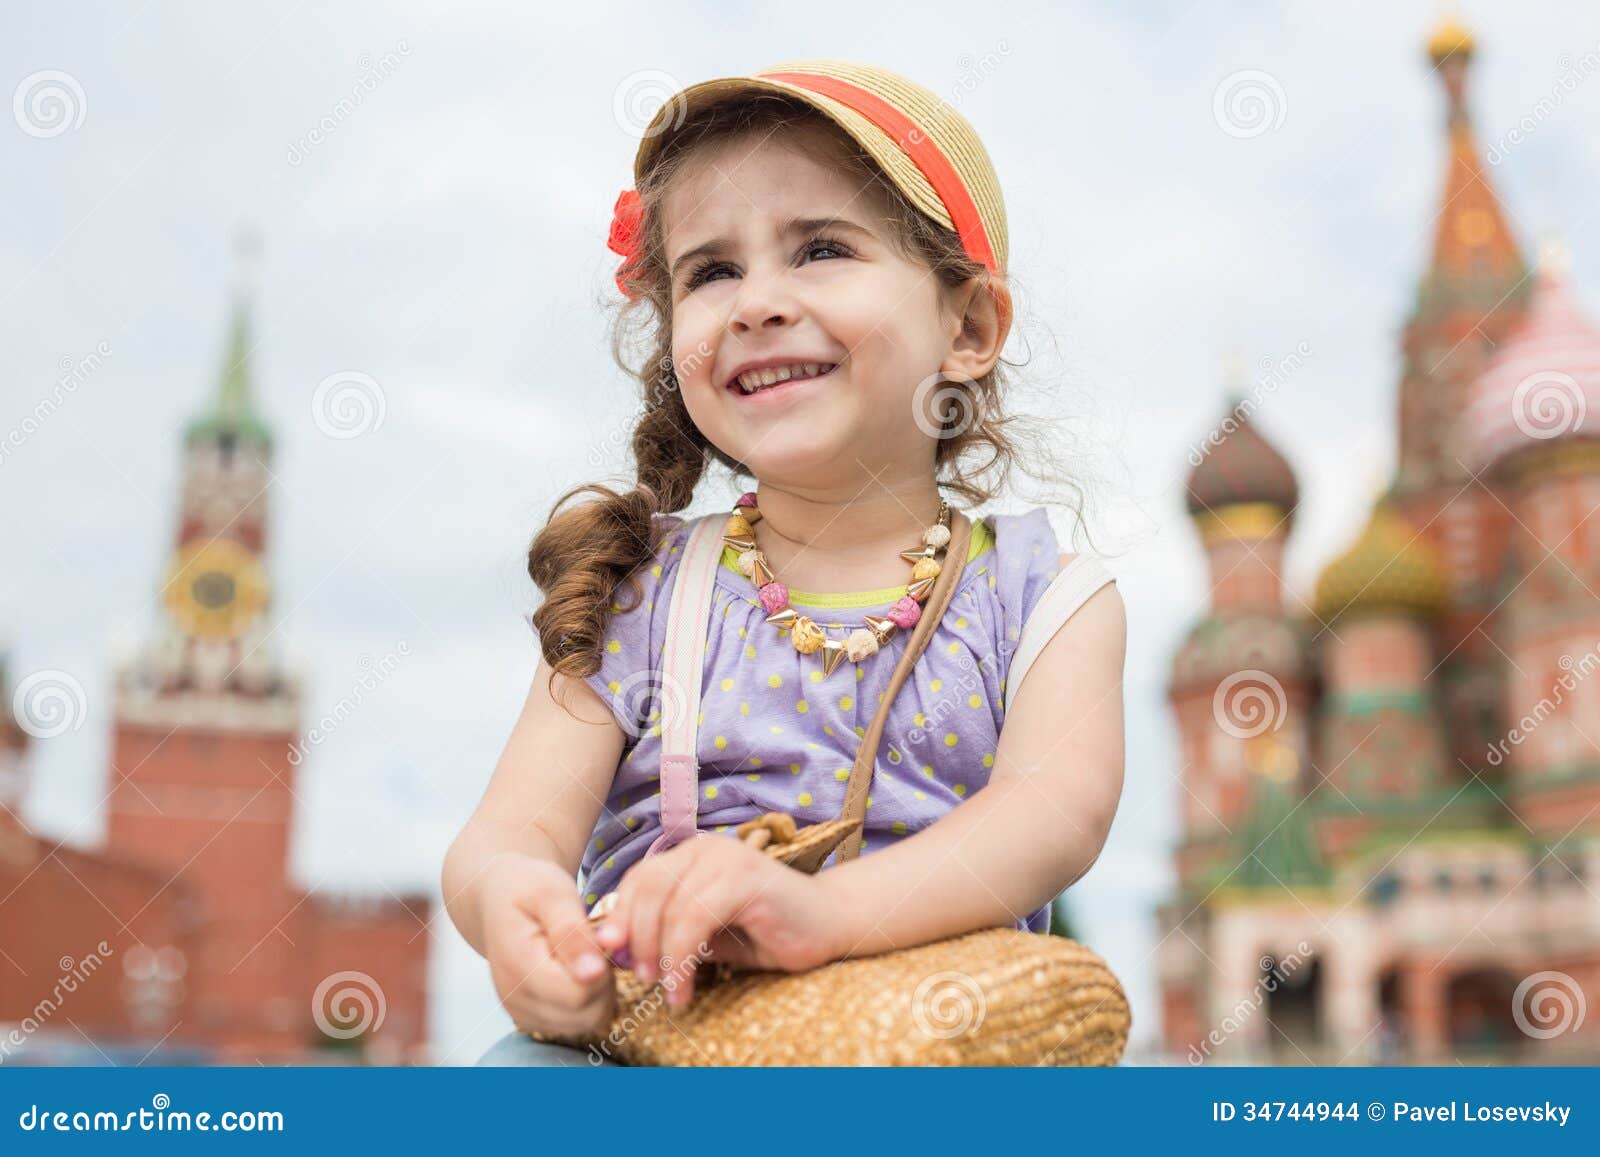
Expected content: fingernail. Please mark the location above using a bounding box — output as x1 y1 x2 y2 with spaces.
573 952 605 981
596 922 620 945
635 960 654 982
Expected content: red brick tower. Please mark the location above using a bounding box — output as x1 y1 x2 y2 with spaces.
106 239 310 1059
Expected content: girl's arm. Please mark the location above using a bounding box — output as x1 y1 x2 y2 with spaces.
441 659 624 956
815 561 1127 958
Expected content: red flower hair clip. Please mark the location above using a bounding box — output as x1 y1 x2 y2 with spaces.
607 187 644 299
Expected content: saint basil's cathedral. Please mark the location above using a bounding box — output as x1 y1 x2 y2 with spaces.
1160 21 1600 1063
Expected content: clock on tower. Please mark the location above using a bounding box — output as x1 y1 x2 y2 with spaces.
162 537 270 640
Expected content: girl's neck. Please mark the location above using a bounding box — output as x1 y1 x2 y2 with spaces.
747 479 946 587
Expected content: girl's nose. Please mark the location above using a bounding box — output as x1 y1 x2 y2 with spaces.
728 271 798 333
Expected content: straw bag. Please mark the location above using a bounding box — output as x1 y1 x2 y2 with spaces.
533 506 1130 1065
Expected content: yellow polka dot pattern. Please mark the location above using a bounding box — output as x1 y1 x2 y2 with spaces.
574 508 1062 932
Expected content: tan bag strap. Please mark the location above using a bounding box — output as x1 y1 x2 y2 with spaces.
832 507 974 864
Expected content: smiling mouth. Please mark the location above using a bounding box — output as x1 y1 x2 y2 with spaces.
727 362 839 398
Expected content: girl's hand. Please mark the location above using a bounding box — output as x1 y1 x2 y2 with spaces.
593 834 842 1007
478 853 617 1039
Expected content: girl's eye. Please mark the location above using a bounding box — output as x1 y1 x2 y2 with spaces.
683 237 854 291
801 238 850 263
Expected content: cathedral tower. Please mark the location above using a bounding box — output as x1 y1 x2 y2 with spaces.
1393 19 1531 778
1168 398 1315 887
1463 246 1600 837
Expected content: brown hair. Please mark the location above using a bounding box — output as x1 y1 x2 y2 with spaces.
527 92 1086 696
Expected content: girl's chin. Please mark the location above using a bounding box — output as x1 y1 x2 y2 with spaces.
736 434 853 479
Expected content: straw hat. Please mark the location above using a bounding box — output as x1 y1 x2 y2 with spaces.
615 59 1009 285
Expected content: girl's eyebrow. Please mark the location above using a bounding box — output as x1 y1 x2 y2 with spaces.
669 215 874 280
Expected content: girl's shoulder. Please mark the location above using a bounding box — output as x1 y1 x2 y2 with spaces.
596 509 699 637
578 510 708 736
967 506 1065 630
972 505 1117 654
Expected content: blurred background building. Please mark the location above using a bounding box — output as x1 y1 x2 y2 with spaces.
0 252 431 1064
1160 20 1600 1065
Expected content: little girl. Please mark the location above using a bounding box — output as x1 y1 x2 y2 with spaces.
446 59 1126 1066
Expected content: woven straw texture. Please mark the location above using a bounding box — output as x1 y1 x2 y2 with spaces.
544 809 1130 1067
532 929 1130 1066
632 60 1008 272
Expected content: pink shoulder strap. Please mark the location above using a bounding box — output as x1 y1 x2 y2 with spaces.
642 512 727 856
1005 554 1116 705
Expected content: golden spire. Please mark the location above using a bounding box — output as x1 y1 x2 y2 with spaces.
1427 13 1475 65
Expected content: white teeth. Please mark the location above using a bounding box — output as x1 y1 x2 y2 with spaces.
735 362 836 394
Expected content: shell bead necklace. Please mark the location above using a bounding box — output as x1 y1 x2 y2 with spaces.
723 491 952 677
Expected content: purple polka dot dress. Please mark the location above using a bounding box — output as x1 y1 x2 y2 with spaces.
578 506 1066 933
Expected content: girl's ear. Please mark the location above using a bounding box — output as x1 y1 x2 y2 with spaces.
942 278 1012 382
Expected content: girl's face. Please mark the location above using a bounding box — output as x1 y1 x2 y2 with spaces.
660 129 974 491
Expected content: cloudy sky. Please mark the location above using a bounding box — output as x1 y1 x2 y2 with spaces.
4 1 1599 1064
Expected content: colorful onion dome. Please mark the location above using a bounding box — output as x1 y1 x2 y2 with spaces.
1427 16 1475 64
1184 399 1299 521
1312 503 1449 624
1170 613 1312 695
1463 251 1600 474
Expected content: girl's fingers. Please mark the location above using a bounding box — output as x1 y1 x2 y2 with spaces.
659 857 756 1005
494 936 594 1015
535 893 611 985
623 861 683 985
600 841 769 1006
660 860 737 965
